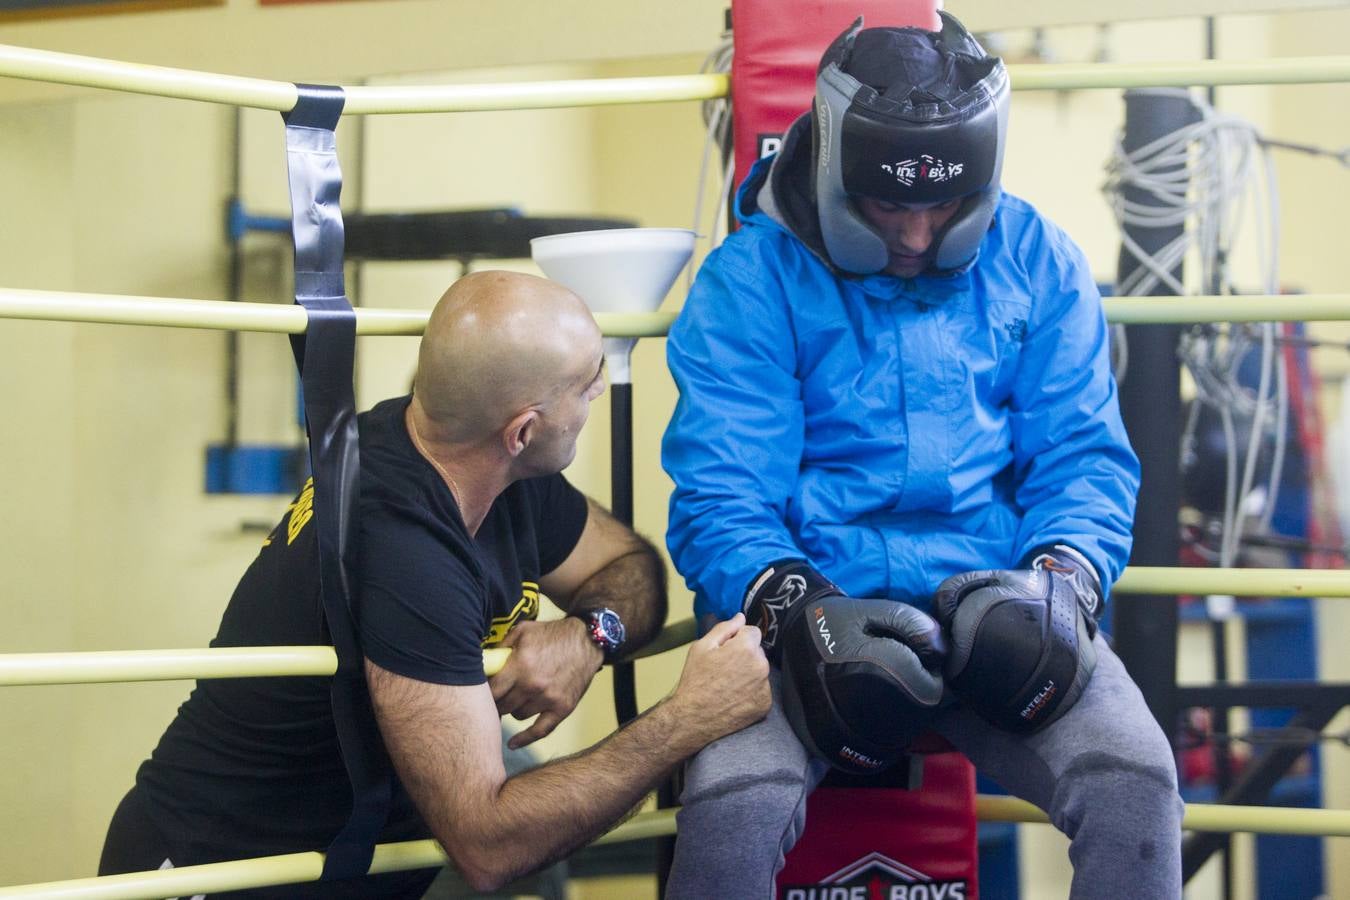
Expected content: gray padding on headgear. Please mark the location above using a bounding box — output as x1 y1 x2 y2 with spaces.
933 94 1008 271
815 50 889 274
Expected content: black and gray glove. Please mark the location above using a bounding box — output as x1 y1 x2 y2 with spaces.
744 559 947 774
934 545 1102 733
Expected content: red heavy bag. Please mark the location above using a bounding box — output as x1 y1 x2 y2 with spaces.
776 751 979 900
730 0 941 193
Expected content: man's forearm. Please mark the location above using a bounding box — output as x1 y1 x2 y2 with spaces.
374 618 769 893
567 545 667 650
455 696 695 889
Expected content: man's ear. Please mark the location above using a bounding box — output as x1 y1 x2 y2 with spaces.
503 409 538 458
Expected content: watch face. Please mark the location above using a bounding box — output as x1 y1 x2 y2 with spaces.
595 609 625 648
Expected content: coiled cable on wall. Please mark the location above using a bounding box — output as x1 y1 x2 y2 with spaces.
1103 91 1284 569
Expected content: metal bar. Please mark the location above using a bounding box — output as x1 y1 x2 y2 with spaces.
608 382 640 728
591 809 680 846
5 41 1350 112
7 289 1350 336
1182 703 1343 880
1115 566 1350 596
341 77 729 115
1176 682 1350 708
1007 56 1350 91
0 43 296 110
0 43 726 112
513 797 1350 838
7 624 1344 690
225 108 244 448
654 568 1350 659
1209 612 1236 900
7 797 1349 899
1111 87 1197 737
0 647 337 685
0 850 332 899
976 795 1350 836
634 567 1350 669
627 617 698 660
0 647 510 686
1102 294 1350 324
1200 47 1234 885
0 288 676 337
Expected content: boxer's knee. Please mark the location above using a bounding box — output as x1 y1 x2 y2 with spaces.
674 697 820 881
681 672 813 812
670 726 818 900
679 738 813 825
1054 750 1182 843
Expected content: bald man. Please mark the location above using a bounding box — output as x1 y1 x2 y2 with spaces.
100 271 771 898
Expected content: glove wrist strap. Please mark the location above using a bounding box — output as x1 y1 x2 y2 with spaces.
1030 543 1103 620
743 559 839 659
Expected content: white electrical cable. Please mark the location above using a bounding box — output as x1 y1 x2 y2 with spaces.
688 28 735 291
1257 143 1288 535
1223 326 1275 566
1262 325 1290 533
1103 90 1286 577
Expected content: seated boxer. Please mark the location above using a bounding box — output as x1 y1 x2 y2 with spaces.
661 13 1184 899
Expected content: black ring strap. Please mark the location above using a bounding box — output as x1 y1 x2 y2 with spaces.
282 84 393 881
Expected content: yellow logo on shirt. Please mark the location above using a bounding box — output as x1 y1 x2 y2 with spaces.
286 478 316 546
260 477 315 549
483 582 540 646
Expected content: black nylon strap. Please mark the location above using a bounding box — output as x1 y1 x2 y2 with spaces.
282 84 392 881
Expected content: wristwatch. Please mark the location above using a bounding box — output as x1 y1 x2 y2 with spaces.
577 607 626 662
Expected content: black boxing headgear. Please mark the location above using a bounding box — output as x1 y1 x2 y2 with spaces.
812 11 1010 274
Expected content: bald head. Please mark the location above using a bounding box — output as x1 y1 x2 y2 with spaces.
413 271 603 441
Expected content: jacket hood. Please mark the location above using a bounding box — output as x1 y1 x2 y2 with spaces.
740 114 831 267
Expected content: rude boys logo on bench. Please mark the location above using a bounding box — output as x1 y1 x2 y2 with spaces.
780 851 967 900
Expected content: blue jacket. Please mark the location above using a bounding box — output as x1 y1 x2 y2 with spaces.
662 157 1139 623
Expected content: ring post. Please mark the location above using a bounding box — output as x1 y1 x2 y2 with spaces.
1111 89 1200 735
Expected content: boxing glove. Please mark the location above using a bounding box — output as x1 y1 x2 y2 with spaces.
934 545 1102 733
745 560 947 773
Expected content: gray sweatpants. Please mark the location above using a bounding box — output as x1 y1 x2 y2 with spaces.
666 634 1183 899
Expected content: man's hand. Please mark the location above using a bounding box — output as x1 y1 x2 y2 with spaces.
668 614 771 746
492 618 603 749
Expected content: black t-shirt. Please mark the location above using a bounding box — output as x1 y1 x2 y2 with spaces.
134 395 588 863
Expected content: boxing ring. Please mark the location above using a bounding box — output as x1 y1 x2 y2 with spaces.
2 36 1350 900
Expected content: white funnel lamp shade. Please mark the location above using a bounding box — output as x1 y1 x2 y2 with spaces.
531 228 695 384
530 227 695 314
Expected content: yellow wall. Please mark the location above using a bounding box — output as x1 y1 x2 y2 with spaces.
0 100 80 881
1 2 1348 897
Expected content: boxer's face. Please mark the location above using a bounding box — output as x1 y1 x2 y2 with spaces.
855 195 962 277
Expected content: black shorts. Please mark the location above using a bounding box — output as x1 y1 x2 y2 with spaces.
99 788 440 900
